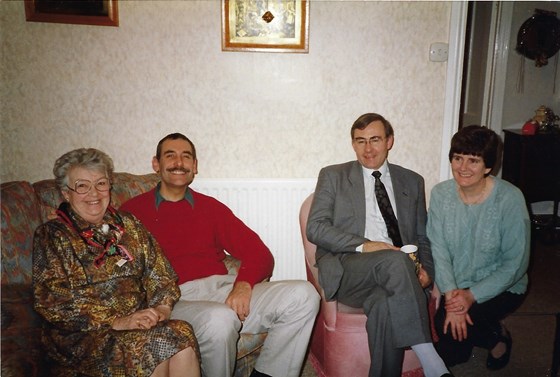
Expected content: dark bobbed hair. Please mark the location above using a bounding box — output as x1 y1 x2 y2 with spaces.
156 133 197 160
351 113 394 139
449 125 500 175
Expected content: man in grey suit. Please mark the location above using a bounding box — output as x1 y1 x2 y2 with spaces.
306 113 451 377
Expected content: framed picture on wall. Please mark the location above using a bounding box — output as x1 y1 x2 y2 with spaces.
222 0 309 53
24 0 119 27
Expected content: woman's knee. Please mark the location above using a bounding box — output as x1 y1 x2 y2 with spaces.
173 347 198 364
151 359 169 377
169 347 200 377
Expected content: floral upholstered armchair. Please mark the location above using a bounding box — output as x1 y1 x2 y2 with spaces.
1 173 265 377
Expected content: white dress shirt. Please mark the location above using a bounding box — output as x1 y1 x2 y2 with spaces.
357 161 398 250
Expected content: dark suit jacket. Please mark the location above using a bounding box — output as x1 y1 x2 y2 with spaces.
306 160 433 301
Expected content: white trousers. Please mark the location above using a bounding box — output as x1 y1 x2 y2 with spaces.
170 274 320 377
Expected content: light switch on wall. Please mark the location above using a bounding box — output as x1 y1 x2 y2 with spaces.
429 42 449 62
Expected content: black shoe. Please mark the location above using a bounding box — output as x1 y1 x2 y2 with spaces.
486 330 512 370
249 370 272 377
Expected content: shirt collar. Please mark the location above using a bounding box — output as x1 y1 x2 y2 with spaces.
361 160 390 178
154 182 194 209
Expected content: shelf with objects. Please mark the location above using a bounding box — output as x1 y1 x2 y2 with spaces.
502 116 560 245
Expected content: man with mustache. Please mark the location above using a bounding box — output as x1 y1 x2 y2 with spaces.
121 133 319 377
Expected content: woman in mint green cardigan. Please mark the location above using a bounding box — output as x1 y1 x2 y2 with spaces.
427 125 530 371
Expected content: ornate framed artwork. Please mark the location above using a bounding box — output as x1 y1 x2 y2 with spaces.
24 0 119 27
222 0 309 53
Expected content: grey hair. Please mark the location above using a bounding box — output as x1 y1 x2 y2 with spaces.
53 148 114 191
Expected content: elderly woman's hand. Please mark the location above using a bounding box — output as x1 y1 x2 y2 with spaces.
153 305 172 321
112 306 172 331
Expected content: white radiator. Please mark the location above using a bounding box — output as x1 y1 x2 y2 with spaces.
190 179 316 281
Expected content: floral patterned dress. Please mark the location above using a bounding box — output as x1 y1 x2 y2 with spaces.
32 203 199 377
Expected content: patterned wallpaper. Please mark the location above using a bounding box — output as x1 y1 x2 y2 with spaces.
1 1 450 193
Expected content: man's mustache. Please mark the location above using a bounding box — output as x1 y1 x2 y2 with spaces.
166 167 190 174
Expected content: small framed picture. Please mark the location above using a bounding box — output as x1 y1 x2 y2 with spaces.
222 0 309 53
24 0 119 27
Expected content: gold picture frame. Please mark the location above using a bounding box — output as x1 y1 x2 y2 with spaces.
222 0 309 53
25 0 119 27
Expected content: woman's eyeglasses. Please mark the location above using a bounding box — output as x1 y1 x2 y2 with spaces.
66 177 111 194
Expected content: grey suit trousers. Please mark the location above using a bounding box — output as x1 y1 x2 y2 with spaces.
336 250 432 377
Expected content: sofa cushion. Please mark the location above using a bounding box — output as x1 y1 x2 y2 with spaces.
32 179 62 223
1 284 47 377
110 172 159 208
1 182 49 376
1 181 42 285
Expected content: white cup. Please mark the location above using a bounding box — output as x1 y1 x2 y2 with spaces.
400 244 418 254
400 244 421 273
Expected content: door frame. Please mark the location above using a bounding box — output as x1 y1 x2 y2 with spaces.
440 1 512 181
439 2 468 181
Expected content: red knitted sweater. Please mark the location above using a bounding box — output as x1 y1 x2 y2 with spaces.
121 188 274 286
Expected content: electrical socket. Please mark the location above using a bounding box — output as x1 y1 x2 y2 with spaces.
429 42 449 62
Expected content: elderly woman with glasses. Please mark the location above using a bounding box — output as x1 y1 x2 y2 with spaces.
32 148 200 377
427 126 530 371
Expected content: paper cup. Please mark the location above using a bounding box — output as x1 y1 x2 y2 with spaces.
400 244 421 274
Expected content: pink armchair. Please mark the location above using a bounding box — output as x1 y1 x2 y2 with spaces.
299 193 426 377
